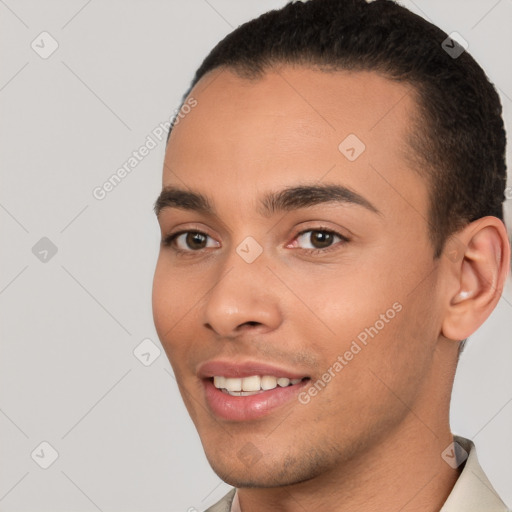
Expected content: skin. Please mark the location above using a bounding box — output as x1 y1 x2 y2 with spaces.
152 66 510 512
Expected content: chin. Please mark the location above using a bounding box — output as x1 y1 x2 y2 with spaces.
204 448 329 489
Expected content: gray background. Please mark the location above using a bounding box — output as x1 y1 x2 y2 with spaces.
0 1 511 511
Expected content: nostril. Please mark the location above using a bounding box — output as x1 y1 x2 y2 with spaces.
237 321 260 330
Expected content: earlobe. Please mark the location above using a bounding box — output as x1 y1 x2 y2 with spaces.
441 217 510 341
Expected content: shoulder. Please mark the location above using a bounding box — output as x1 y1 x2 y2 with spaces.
203 488 237 512
440 435 510 512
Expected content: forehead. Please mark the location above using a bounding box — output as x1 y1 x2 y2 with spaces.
163 66 428 223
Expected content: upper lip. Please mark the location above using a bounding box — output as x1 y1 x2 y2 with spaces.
197 360 310 380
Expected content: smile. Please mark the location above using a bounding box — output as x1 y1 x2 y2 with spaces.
203 375 310 421
213 375 306 396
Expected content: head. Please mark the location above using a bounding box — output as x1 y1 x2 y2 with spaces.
153 0 509 489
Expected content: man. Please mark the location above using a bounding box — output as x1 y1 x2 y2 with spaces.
152 0 511 510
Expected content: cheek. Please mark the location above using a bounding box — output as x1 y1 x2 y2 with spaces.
326 283 439 425
298 255 433 389
151 259 190 357
152 257 212 382
151 261 172 334
291 263 398 343
152 256 199 321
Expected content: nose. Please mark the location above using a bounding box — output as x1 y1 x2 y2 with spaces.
202 247 283 338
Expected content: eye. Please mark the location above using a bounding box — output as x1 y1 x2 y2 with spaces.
161 226 349 256
290 227 349 254
162 230 219 253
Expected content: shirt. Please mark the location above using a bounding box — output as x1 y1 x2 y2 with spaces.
204 435 510 511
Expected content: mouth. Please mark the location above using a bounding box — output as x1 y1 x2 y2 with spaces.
198 361 311 421
197 360 312 421
212 375 308 396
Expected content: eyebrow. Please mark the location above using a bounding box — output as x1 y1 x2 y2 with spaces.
153 183 381 219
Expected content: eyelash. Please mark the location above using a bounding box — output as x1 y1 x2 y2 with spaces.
161 226 350 256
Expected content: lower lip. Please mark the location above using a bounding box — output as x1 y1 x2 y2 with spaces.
203 378 310 421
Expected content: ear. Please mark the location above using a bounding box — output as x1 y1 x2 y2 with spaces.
441 216 511 341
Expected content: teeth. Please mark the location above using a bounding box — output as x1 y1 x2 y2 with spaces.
224 377 242 392
213 375 305 393
213 376 226 389
242 375 261 391
261 376 278 390
221 389 262 396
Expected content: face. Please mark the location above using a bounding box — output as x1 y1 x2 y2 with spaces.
152 66 449 487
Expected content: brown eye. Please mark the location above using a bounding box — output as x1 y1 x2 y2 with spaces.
292 228 349 254
185 232 207 250
162 231 220 252
309 231 335 249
